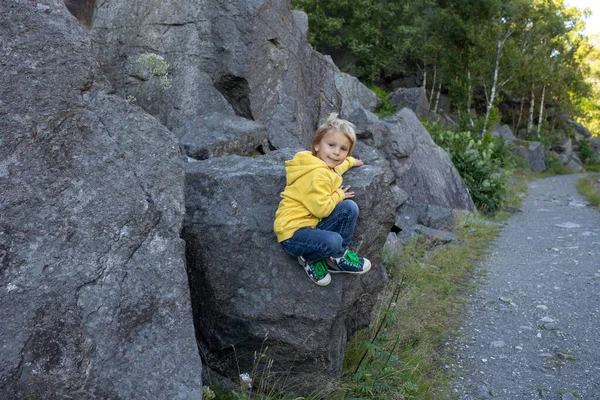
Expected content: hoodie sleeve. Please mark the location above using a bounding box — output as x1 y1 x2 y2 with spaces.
335 156 357 175
302 170 345 219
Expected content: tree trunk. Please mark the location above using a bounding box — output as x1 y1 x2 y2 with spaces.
482 29 512 136
467 70 474 127
527 83 535 137
429 65 437 109
536 84 546 139
515 92 525 135
433 83 442 113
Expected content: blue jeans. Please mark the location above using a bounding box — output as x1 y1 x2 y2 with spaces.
280 200 359 263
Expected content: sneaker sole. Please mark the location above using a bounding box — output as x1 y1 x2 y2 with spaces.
298 257 331 286
327 258 372 274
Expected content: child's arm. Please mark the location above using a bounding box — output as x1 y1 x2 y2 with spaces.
302 171 346 219
335 156 364 174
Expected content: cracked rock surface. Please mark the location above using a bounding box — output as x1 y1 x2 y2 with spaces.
0 1 201 398
450 174 600 399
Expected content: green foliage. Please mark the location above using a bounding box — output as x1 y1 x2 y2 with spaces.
293 0 597 134
545 151 573 175
425 122 510 213
128 53 172 103
577 174 600 206
292 0 415 82
367 84 397 118
578 137 600 165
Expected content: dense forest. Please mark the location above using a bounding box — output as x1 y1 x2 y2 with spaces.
292 0 600 137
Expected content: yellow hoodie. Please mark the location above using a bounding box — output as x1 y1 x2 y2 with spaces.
274 151 357 242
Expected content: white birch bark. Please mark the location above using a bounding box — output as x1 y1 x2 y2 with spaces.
434 83 442 113
527 83 535 137
536 84 546 139
481 29 512 136
429 65 437 109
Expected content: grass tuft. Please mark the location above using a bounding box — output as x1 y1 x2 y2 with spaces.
576 174 600 207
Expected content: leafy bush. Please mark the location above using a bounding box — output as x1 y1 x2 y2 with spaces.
425 123 509 213
578 137 600 166
367 84 397 118
545 151 572 175
128 53 172 103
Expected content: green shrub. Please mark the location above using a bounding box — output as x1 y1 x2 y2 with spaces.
367 84 397 118
578 138 600 165
426 123 509 213
545 151 572 175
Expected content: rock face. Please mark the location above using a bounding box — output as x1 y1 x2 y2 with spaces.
183 150 394 393
568 119 592 138
492 124 517 141
335 71 382 117
550 139 583 172
509 140 547 173
0 2 202 398
384 109 476 213
90 0 340 151
387 87 430 119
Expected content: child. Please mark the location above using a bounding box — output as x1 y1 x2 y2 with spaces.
273 113 371 286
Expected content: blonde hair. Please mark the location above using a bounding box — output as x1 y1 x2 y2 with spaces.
311 113 357 156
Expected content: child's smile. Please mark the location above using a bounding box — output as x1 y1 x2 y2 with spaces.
314 131 351 168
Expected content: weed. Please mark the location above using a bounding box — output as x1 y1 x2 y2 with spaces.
577 174 600 207
127 53 172 103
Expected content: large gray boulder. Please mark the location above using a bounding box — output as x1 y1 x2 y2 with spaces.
384 109 476 213
550 139 583 172
387 87 430 119
568 119 592 138
335 71 382 118
492 124 517 141
0 1 201 398
91 0 339 151
509 140 547 173
176 112 269 159
183 150 394 394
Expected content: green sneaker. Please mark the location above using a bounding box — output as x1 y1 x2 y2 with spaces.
297 256 331 286
327 250 371 274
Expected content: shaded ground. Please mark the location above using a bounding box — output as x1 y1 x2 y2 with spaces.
450 174 600 400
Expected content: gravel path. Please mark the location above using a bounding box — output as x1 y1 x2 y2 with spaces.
451 174 600 400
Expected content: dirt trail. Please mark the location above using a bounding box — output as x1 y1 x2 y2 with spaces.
451 174 600 400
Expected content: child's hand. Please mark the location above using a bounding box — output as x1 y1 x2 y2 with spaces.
341 185 355 199
355 159 364 166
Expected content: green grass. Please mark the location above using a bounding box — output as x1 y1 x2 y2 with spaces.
576 174 600 207
340 214 500 399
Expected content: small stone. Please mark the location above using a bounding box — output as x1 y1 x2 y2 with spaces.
536 305 548 310
499 296 513 304
554 222 581 229
537 332 542 338
540 316 555 323
542 323 559 330
491 340 505 348
482 358 488 362
515 346 523 351
476 386 491 399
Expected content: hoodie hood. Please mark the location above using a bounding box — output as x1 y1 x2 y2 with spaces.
284 151 328 185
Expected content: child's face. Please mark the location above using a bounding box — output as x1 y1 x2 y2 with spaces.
314 130 351 168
